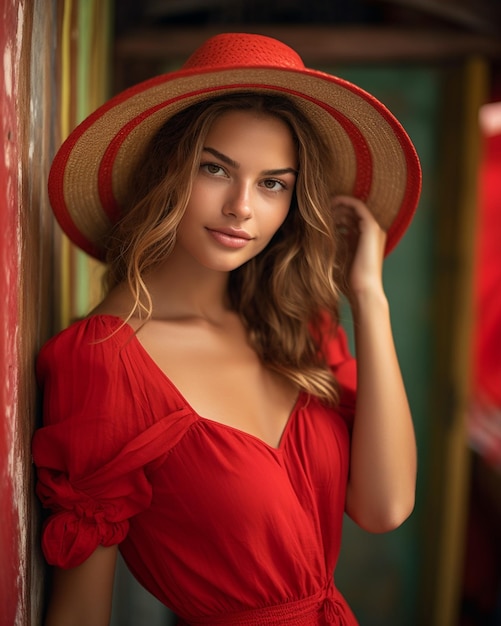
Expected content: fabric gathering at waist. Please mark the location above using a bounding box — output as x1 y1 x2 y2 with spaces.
177 585 350 626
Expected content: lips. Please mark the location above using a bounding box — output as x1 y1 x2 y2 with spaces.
208 227 252 239
206 227 254 249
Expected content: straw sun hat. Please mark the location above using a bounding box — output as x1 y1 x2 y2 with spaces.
48 32 422 260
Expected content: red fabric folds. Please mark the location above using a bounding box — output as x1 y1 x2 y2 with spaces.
32 314 358 624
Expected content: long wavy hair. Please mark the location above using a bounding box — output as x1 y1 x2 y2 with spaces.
103 92 344 404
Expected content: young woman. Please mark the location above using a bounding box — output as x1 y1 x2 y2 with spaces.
33 33 421 626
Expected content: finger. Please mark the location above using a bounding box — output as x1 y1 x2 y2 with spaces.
331 195 381 232
331 194 369 217
332 205 361 246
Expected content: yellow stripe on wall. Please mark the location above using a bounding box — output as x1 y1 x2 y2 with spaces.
57 0 111 326
59 0 74 328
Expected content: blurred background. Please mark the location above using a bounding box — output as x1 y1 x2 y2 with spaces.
0 1 500 625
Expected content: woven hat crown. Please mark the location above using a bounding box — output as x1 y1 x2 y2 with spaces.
182 33 305 71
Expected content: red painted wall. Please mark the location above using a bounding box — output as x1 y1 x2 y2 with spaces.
0 1 26 624
0 2 105 622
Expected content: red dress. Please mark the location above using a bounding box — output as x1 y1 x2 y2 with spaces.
32 315 358 625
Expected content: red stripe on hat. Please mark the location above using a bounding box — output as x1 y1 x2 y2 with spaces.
336 78 422 254
46 72 196 259
96 84 374 224
48 160 103 259
96 98 175 221
50 65 421 259
380 115 422 255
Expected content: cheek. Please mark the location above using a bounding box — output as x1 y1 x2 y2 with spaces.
259 203 292 249
273 198 293 231
184 184 205 215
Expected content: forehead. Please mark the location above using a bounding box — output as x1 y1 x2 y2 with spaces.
205 110 298 162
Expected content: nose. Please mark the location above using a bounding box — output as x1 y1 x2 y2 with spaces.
222 182 252 220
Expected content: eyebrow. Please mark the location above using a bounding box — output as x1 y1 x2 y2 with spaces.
202 147 298 177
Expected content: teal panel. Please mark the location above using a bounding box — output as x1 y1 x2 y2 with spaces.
329 64 442 626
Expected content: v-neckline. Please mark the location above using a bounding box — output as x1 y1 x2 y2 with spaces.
104 314 303 451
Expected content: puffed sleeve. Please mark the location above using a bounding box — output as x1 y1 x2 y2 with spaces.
318 316 357 427
32 317 156 569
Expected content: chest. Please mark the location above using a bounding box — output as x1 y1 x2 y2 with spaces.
135 318 298 448
141 395 351 543
125 398 351 598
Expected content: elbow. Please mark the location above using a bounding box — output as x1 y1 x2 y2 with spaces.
372 498 415 533
347 493 416 534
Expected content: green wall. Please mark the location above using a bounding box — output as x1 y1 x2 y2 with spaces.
331 63 442 626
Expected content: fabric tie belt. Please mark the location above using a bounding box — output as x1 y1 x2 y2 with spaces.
178 584 351 625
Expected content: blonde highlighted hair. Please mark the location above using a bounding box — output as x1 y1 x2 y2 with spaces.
104 93 343 404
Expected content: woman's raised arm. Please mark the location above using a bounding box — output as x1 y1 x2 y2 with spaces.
334 195 418 533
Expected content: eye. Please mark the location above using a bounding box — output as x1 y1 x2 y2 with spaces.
201 162 227 177
261 178 287 192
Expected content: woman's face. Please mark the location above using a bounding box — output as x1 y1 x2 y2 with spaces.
173 109 298 273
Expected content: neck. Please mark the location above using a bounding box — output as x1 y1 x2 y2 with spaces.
142 250 232 324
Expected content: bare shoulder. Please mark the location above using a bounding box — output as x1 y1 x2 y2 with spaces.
89 285 144 331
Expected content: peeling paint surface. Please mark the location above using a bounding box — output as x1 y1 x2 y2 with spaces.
0 1 25 625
